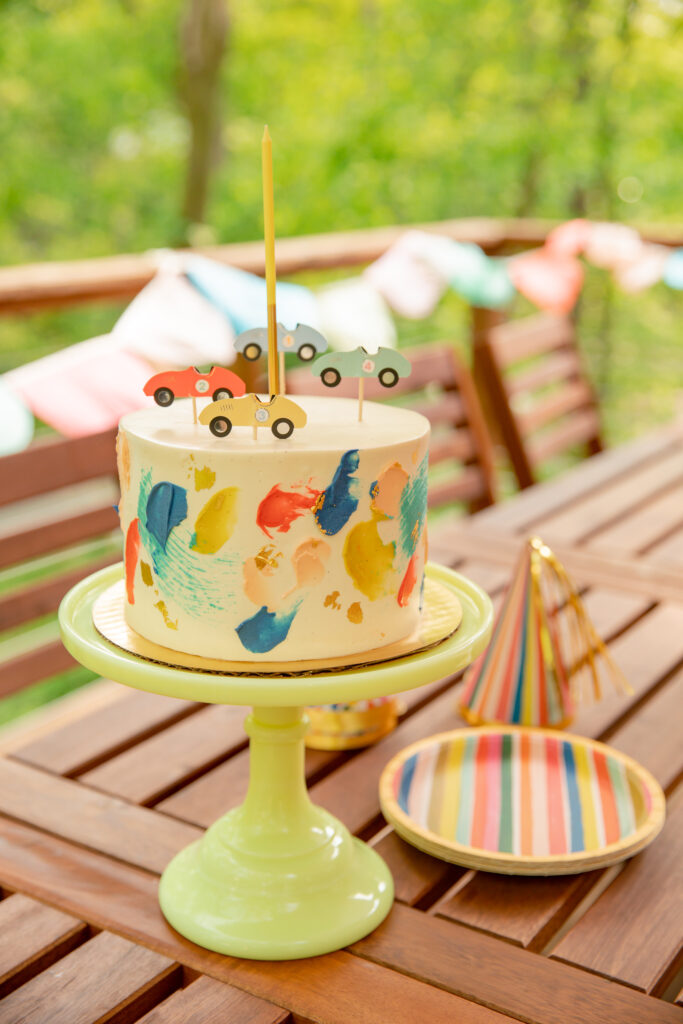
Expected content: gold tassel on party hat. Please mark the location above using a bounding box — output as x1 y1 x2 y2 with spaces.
460 537 631 728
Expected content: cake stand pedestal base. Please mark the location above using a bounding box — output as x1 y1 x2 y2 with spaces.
159 705 393 959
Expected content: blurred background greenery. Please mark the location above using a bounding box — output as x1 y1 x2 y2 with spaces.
0 0 682 433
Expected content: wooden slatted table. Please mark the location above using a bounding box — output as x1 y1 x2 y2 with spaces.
1 425 683 1023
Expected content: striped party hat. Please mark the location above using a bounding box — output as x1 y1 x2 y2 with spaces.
460 538 630 728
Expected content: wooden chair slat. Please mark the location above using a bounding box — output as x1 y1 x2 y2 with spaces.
0 816 508 1024
551 792 683 994
135 975 292 1024
528 407 603 466
352 902 681 1024
427 469 490 510
79 703 248 804
0 893 87 999
0 508 119 570
489 313 574 366
14 689 199 776
0 556 117 631
0 641 75 700
0 758 201 873
515 379 595 436
428 430 477 465
0 429 117 507
0 929 179 1024
505 349 582 396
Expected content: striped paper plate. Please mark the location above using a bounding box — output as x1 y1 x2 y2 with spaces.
379 726 665 875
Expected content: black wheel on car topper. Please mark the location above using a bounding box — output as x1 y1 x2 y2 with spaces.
212 388 232 401
321 368 341 388
272 417 294 439
209 416 232 437
297 343 316 361
378 367 398 388
154 387 174 406
243 343 262 361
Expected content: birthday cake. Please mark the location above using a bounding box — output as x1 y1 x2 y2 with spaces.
117 395 430 663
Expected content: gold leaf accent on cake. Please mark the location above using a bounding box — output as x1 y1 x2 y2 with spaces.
191 487 239 554
140 561 154 587
254 544 282 570
324 591 341 610
194 465 216 491
347 602 363 624
154 600 178 630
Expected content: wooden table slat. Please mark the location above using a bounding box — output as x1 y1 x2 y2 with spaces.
0 892 87 998
551 792 683 994
0 930 179 1024
135 975 292 1024
351 902 683 1024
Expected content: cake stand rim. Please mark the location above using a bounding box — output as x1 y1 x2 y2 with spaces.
58 562 493 706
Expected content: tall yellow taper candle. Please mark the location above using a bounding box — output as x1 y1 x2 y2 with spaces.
262 125 280 395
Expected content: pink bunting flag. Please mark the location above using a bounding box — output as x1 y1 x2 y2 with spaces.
6 336 153 438
363 230 446 319
507 250 584 314
613 244 670 293
584 222 643 270
545 219 592 257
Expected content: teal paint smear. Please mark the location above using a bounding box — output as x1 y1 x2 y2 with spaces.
137 469 240 620
399 456 428 558
314 449 360 536
145 482 188 550
236 599 303 653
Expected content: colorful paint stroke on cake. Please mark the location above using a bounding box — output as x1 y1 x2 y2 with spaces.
136 470 240 618
125 518 140 604
314 450 360 535
398 455 428 559
291 538 330 588
393 732 640 857
257 484 321 538
194 465 216 491
145 482 188 550
191 487 239 554
343 511 395 601
236 599 303 654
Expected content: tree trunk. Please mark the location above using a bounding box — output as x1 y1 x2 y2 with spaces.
178 0 230 228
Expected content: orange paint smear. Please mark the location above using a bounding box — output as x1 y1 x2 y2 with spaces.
125 518 140 604
257 484 321 538
398 553 419 607
371 462 409 518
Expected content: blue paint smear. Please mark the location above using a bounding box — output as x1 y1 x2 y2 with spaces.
563 741 585 852
236 600 303 654
136 470 240 620
397 753 417 813
399 456 429 558
315 450 360 536
146 482 188 550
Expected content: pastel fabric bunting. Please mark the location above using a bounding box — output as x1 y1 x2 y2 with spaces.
315 277 397 352
185 255 319 334
507 250 584 314
5 335 153 438
0 378 34 455
584 222 643 270
545 219 592 257
663 248 683 290
613 244 670 293
448 246 516 309
112 271 236 369
363 230 446 319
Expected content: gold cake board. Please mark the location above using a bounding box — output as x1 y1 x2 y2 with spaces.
93 577 463 678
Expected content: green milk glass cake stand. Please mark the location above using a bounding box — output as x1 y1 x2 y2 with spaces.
59 562 492 961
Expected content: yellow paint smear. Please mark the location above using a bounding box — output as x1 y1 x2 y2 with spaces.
194 465 216 491
154 600 178 630
347 601 363 624
191 487 239 554
140 561 154 587
343 512 395 601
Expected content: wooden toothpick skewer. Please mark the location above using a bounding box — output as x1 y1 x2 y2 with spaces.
358 376 364 421
262 126 280 397
192 396 198 424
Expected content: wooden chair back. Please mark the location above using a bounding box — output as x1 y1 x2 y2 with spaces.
286 343 497 513
0 430 120 699
472 311 603 489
